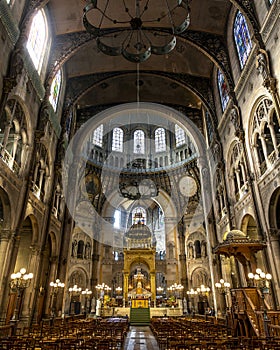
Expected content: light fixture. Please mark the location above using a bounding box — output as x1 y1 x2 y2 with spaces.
215 279 230 294
119 177 158 200
50 279 65 293
10 268 33 291
83 0 191 63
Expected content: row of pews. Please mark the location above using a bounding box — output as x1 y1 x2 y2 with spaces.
150 316 280 349
0 316 129 349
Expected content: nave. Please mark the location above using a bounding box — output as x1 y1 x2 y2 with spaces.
123 326 159 350
1 315 280 349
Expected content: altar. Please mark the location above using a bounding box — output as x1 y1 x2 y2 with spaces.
131 299 149 308
128 267 152 308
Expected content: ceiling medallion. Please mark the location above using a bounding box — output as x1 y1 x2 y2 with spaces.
83 0 191 63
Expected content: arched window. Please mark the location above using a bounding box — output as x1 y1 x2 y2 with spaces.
194 240 201 258
233 11 252 69
251 98 279 177
134 130 145 154
155 128 166 152
132 207 146 224
112 127 123 152
175 124 185 147
92 124 103 147
114 209 121 229
26 10 47 72
49 69 62 111
77 240 84 259
217 70 230 111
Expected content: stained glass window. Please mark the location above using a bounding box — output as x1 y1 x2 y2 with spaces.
134 130 145 154
92 124 103 147
112 127 124 152
233 11 252 69
217 69 230 112
155 128 166 152
26 10 47 72
175 124 186 147
49 70 62 111
132 207 146 225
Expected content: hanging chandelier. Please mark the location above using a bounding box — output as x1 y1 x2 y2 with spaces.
119 177 159 200
83 0 191 63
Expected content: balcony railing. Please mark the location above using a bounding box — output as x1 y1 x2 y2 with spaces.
0 147 20 175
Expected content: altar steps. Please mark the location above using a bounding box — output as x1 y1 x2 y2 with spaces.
130 308 150 326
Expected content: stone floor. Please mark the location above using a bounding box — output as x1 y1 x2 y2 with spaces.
124 326 160 350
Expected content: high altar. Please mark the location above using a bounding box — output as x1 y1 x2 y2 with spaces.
123 220 156 304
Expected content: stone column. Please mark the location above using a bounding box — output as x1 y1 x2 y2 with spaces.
150 272 156 304
0 121 13 157
197 157 218 315
123 272 129 301
0 229 12 289
268 123 279 158
178 217 188 293
259 134 270 166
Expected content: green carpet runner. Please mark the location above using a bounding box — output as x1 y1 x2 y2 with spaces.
130 307 150 326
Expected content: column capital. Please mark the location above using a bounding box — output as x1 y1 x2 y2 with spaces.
0 229 12 241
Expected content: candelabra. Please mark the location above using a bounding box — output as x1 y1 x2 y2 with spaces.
95 283 111 304
248 268 272 337
95 283 111 295
187 288 198 314
9 268 33 333
157 286 164 295
82 288 92 316
49 279 65 317
116 286 122 295
168 283 184 299
68 285 82 315
215 279 231 310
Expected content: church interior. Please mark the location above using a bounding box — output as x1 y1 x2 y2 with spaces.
1 0 280 349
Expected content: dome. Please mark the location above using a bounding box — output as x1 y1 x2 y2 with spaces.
125 222 152 240
224 229 247 241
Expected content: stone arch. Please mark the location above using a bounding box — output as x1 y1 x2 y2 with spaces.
0 187 12 229
268 188 280 230
241 214 265 272
14 216 34 272
48 231 58 257
190 267 210 289
68 267 88 289
24 213 40 244
241 214 258 240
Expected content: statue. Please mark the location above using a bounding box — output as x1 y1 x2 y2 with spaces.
85 242 91 259
72 240 77 257
256 50 270 81
96 299 101 316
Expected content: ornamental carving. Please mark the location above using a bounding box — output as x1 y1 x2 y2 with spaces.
180 30 234 91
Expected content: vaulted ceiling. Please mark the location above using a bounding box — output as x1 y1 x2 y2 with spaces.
45 0 236 128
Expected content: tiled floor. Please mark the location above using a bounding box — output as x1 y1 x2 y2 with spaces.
124 326 160 350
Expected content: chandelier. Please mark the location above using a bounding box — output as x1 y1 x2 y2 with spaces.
119 178 159 200
83 0 191 63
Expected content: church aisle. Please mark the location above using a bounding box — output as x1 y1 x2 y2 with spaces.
124 326 160 350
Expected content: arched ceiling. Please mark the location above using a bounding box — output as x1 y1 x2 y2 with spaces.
46 0 234 128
